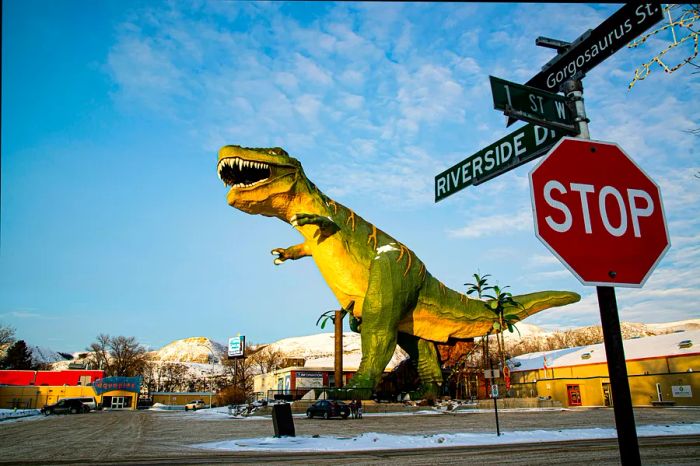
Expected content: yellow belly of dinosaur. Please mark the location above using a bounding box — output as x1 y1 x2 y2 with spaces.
310 239 369 318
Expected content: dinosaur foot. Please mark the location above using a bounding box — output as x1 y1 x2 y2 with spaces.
271 248 289 265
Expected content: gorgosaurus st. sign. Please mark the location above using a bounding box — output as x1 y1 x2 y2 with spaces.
217 145 580 392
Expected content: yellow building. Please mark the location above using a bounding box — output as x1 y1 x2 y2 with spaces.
509 330 699 407
151 391 214 407
0 375 143 410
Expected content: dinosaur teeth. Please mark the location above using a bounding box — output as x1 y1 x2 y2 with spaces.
217 157 272 188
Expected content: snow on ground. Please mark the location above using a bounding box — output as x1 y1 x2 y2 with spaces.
192 423 700 452
0 408 42 422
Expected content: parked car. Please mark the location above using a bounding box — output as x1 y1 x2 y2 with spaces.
60 397 98 411
41 399 89 415
137 397 154 410
306 400 350 419
184 399 206 411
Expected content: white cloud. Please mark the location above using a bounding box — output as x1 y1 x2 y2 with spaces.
447 209 532 239
2 310 42 319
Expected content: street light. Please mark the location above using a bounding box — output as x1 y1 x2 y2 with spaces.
197 343 216 408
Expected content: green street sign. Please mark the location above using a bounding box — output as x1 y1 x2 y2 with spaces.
490 76 577 133
435 123 562 202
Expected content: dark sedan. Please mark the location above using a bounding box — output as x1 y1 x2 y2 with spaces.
306 400 350 419
41 399 89 415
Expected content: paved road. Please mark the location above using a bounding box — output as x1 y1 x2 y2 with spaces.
1 408 698 465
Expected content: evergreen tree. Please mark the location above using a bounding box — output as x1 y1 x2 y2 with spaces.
0 340 34 369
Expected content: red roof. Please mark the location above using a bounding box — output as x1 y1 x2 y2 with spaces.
0 370 36 385
0 370 105 386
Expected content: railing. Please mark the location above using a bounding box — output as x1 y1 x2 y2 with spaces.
265 389 313 401
311 387 374 401
263 387 375 401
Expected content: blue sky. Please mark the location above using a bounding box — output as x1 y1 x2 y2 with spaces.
2 2 698 353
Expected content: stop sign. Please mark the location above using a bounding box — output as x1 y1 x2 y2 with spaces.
529 137 670 287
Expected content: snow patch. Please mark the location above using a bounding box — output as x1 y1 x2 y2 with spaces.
191 423 700 452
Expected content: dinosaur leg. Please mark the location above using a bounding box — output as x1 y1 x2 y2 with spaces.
397 333 443 396
290 213 340 238
347 254 419 390
271 244 311 265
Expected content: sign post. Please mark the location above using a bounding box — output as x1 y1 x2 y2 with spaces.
489 360 500 436
435 8 666 460
529 79 669 466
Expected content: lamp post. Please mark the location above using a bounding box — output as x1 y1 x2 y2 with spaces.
198 343 216 408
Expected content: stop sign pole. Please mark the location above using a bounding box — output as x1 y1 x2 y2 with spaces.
560 79 641 465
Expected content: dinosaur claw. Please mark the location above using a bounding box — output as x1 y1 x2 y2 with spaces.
290 215 298 227
274 258 283 265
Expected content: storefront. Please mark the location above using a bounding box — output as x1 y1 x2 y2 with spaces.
92 376 142 410
509 331 699 407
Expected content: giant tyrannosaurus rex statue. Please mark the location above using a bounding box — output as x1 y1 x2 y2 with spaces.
217 145 580 392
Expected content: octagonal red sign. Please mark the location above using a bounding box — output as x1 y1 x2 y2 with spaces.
529 137 670 287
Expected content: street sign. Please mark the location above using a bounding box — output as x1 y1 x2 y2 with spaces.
490 76 577 132
435 123 560 201
483 369 500 379
507 4 664 127
491 384 499 398
529 137 670 287
527 4 664 93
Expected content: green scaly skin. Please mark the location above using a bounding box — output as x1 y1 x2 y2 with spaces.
217 145 581 392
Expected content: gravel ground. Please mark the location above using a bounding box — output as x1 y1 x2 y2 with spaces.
0 407 698 464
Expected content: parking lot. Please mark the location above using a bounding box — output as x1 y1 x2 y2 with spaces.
0 407 698 464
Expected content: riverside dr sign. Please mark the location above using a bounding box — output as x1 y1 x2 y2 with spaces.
526 3 664 93
435 123 560 202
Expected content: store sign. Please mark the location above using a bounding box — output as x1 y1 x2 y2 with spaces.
228 335 246 358
92 376 141 395
295 371 323 378
672 385 692 398
295 371 323 388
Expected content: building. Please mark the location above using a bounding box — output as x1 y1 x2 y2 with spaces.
151 391 214 407
508 330 699 407
0 369 142 410
254 365 357 400
253 351 404 400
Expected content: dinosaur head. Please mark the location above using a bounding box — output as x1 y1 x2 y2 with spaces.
217 145 305 217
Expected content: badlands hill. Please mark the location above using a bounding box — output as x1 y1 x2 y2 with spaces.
24 318 700 367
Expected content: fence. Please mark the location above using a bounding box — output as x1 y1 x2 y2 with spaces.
264 387 375 401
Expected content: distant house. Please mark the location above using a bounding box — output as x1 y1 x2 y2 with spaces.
508 330 699 407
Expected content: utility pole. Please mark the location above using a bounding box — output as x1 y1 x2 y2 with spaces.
334 310 343 389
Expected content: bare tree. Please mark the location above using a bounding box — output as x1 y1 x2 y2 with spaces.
85 334 148 377
141 359 191 393
628 4 700 90
220 352 256 402
0 323 16 351
247 344 284 374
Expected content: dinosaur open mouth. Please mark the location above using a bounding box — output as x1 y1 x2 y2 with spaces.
217 157 272 188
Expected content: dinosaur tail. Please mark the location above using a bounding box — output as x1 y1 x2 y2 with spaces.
506 290 581 325
403 274 581 343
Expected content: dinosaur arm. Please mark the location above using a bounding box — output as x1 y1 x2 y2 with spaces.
290 213 340 239
271 244 312 265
